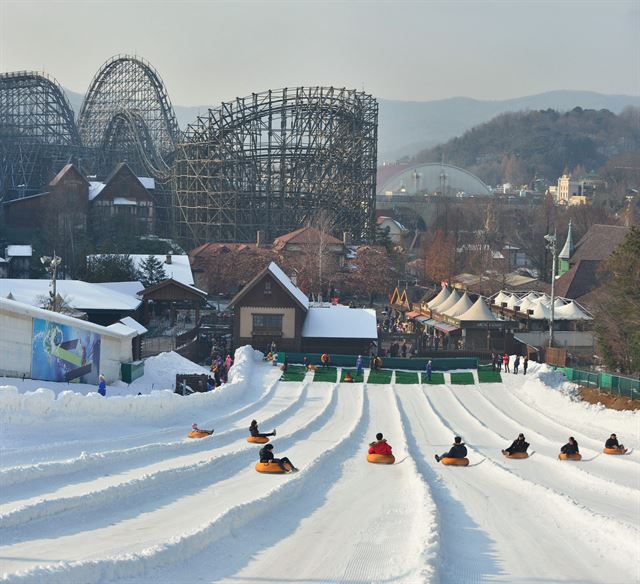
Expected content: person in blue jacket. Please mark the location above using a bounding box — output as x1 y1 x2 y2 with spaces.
355 355 364 377
98 374 107 397
435 436 467 462
425 360 433 382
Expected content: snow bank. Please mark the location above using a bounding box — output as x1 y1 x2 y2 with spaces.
512 361 639 444
0 346 263 427
128 351 209 392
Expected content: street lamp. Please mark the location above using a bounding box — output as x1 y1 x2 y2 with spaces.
41 252 62 312
544 232 557 348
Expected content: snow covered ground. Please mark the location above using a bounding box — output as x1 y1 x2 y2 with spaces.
0 351 638 584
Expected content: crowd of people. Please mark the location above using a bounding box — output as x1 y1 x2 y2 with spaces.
491 352 529 374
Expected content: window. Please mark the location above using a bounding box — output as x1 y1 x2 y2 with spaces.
252 314 283 335
264 281 272 295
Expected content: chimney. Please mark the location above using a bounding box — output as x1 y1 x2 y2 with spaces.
256 230 265 247
165 253 172 264
342 231 350 245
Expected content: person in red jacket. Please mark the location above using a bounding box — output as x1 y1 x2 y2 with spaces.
368 433 393 456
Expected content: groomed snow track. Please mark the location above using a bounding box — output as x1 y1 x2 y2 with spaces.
0 352 638 584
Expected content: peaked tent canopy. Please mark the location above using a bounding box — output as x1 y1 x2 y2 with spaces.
492 291 510 306
443 292 474 317
434 289 461 313
427 286 451 309
457 297 500 322
554 301 592 320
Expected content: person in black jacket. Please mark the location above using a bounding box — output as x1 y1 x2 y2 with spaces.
502 433 529 455
605 433 625 452
435 436 467 462
561 436 579 455
250 420 276 438
259 443 297 472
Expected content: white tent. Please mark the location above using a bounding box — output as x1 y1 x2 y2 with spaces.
518 296 536 314
457 297 500 322
427 286 451 309
506 294 520 310
493 291 510 306
529 301 551 320
554 301 592 320
434 289 461 313
443 292 474 318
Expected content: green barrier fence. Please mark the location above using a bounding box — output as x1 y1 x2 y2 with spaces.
558 367 639 400
281 352 478 371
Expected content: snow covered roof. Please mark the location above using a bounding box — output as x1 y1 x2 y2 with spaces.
433 289 460 313
118 316 149 334
457 297 499 322
442 292 474 317
302 305 377 339
89 255 194 286
427 286 451 309
6 245 32 257
0 279 142 311
96 281 145 297
267 262 309 310
88 181 105 201
113 197 138 206
0 297 137 339
105 322 139 336
138 177 155 190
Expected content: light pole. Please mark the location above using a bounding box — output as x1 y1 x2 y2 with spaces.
544 232 557 348
40 252 62 312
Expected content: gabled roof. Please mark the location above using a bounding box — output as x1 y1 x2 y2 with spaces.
272 226 343 251
434 289 460 313
92 162 154 203
228 262 309 311
442 292 473 318
569 224 630 262
49 163 89 187
139 278 207 300
427 286 451 309
554 259 600 300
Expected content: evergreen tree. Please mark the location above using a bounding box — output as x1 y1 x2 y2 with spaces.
137 255 167 288
84 254 138 283
374 225 394 253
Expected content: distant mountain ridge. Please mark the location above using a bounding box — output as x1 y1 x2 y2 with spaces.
63 88 640 161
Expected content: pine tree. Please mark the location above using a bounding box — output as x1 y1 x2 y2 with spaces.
137 255 167 288
84 254 138 282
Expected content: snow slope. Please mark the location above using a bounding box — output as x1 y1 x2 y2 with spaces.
0 356 638 584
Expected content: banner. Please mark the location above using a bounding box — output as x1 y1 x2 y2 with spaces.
32 318 101 384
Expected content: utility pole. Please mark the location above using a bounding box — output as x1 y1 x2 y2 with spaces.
544 232 557 347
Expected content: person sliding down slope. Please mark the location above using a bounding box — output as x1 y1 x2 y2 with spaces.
502 433 529 455
368 433 393 456
259 443 297 473
250 420 276 438
192 423 214 435
435 436 467 462
605 433 626 453
561 436 579 455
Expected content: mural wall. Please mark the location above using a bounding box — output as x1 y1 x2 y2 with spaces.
31 318 101 384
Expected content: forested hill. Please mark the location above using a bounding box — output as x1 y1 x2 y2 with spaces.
413 107 640 186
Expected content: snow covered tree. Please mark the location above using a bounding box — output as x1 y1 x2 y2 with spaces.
137 255 167 288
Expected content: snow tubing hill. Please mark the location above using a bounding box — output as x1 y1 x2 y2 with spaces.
558 453 582 461
255 461 293 474
247 436 270 444
367 453 395 464
188 431 212 439
603 447 627 455
504 452 529 459
441 457 469 466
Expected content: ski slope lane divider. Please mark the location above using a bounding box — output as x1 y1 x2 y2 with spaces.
1 384 366 584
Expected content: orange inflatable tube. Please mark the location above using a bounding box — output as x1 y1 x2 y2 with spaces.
255 461 292 474
247 436 270 444
603 447 627 455
503 451 529 459
188 431 212 439
558 453 582 461
441 457 469 466
367 453 395 464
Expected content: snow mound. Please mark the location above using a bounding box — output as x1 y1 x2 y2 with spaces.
0 346 263 427
129 351 210 391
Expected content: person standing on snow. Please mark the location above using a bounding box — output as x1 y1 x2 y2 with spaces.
321 352 330 369
513 355 520 375
355 355 364 377
435 436 467 462
503 353 510 373
368 433 393 456
425 360 433 382
523 356 529 375
98 374 107 397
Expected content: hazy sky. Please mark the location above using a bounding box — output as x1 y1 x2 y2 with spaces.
0 0 638 106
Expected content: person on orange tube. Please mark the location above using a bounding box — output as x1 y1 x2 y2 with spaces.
249 420 276 438
435 436 467 462
259 443 297 473
605 433 625 452
560 436 579 456
368 433 393 456
502 433 529 456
